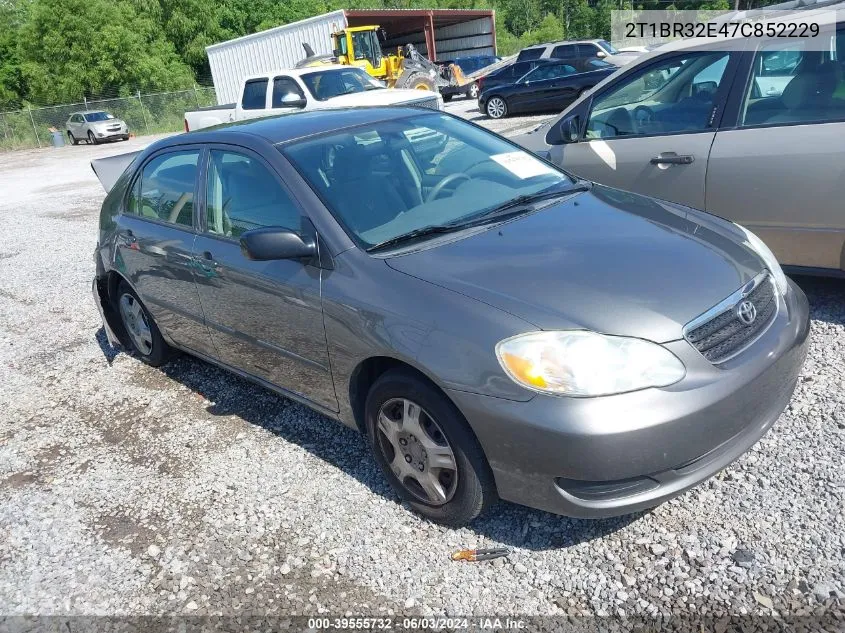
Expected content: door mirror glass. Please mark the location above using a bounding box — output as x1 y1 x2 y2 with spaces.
280 93 306 108
240 227 316 261
547 115 581 145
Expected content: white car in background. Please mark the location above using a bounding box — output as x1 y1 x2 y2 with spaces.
184 65 443 131
66 111 129 145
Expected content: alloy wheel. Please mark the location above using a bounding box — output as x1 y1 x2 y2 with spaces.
487 97 506 119
469 83 479 99
375 397 458 506
118 292 154 356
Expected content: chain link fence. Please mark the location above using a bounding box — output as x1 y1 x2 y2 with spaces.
0 86 218 151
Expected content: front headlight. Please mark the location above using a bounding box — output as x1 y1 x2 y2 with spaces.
496 331 685 397
735 224 788 296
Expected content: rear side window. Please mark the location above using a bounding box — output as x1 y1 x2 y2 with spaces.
128 151 200 227
740 28 845 127
242 79 268 110
551 44 578 59
517 48 544 61
205 150 301 238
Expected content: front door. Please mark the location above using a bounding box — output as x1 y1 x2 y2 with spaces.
555 49 737 210
192 146 338 411
116 148 216 355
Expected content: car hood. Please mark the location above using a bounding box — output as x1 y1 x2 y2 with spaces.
326 89 439 107
385 185 764 342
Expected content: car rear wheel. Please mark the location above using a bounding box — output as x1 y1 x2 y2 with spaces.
87 130 98 145
115 281 174 367
365 369 496 526
468 83 479 99
486 96 507 119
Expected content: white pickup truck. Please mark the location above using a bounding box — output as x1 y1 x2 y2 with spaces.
184 65 443 131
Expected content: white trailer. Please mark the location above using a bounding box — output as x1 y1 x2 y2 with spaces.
205 9 497 105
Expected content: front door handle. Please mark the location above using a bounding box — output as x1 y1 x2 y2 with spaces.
196 250 220 273
650 153 694 165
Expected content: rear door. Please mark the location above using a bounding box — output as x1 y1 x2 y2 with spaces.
555 47 739 210
706 26 845 272
191 145 338 410
117 147 216 355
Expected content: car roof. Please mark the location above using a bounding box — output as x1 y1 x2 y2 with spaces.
242 64 358 82
71 110 109 115
158 107 432 148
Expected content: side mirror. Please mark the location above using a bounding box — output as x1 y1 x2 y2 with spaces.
546 115 581 145
240 227 316 261
333 48 342 58
280 94 306 108
596 50 607 58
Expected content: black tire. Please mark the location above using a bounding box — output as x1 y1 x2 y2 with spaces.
442 93 453 102
365 368 496 526
114 281 174 367
467 83 479 99
87 130 98 145
67 131 78 145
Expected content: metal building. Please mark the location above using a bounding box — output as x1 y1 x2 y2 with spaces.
205 9 496 104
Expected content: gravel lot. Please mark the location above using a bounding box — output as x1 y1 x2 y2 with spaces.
1 107 844 622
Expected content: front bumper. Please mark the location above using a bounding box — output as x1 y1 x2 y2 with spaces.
447 279 810 518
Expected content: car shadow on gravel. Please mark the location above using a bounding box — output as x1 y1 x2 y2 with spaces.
791 275 845 326
99 333 645 550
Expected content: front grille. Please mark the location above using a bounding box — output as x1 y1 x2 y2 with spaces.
407 96 441 111
685 273 777 363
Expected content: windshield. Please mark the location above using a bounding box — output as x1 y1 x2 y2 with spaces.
84 111 113 122
301 68 384 101
283 113 571 250
598 40 619 55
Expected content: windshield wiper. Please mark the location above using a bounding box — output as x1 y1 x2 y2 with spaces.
365 180 592 253
459 180 592 225
365 224 464 252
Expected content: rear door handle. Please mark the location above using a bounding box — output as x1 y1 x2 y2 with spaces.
650 153 694 165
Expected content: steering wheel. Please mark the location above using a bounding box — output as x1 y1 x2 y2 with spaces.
425 173 471 202
633 105 656 132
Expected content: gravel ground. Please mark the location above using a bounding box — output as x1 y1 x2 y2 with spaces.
0 117 843 622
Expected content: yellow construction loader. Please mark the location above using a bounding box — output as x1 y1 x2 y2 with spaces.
296 25 472 94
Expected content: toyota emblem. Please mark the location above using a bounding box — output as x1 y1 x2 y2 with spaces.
736 300 757 325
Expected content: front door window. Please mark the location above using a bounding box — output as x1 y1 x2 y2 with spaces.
586 51 730 138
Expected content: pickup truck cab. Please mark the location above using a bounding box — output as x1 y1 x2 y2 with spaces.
185 65 443 131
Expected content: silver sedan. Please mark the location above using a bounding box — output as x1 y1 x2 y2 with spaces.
66 111 129 145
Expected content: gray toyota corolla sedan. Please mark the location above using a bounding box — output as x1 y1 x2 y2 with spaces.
92 108 810 526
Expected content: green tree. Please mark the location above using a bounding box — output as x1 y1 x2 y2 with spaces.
17 0 194 104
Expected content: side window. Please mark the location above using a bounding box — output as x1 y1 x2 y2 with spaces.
517 48 544 61
586 51 730 139
205 150 301 238
129 151 200 227
242 78 268 110
551 45 577 59
272 77 306 108
579 44 601 58
740 30 845 126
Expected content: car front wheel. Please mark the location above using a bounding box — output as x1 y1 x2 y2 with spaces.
365 369 496 526
87 130 98 145
486 96 507 119
115 281 174 366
